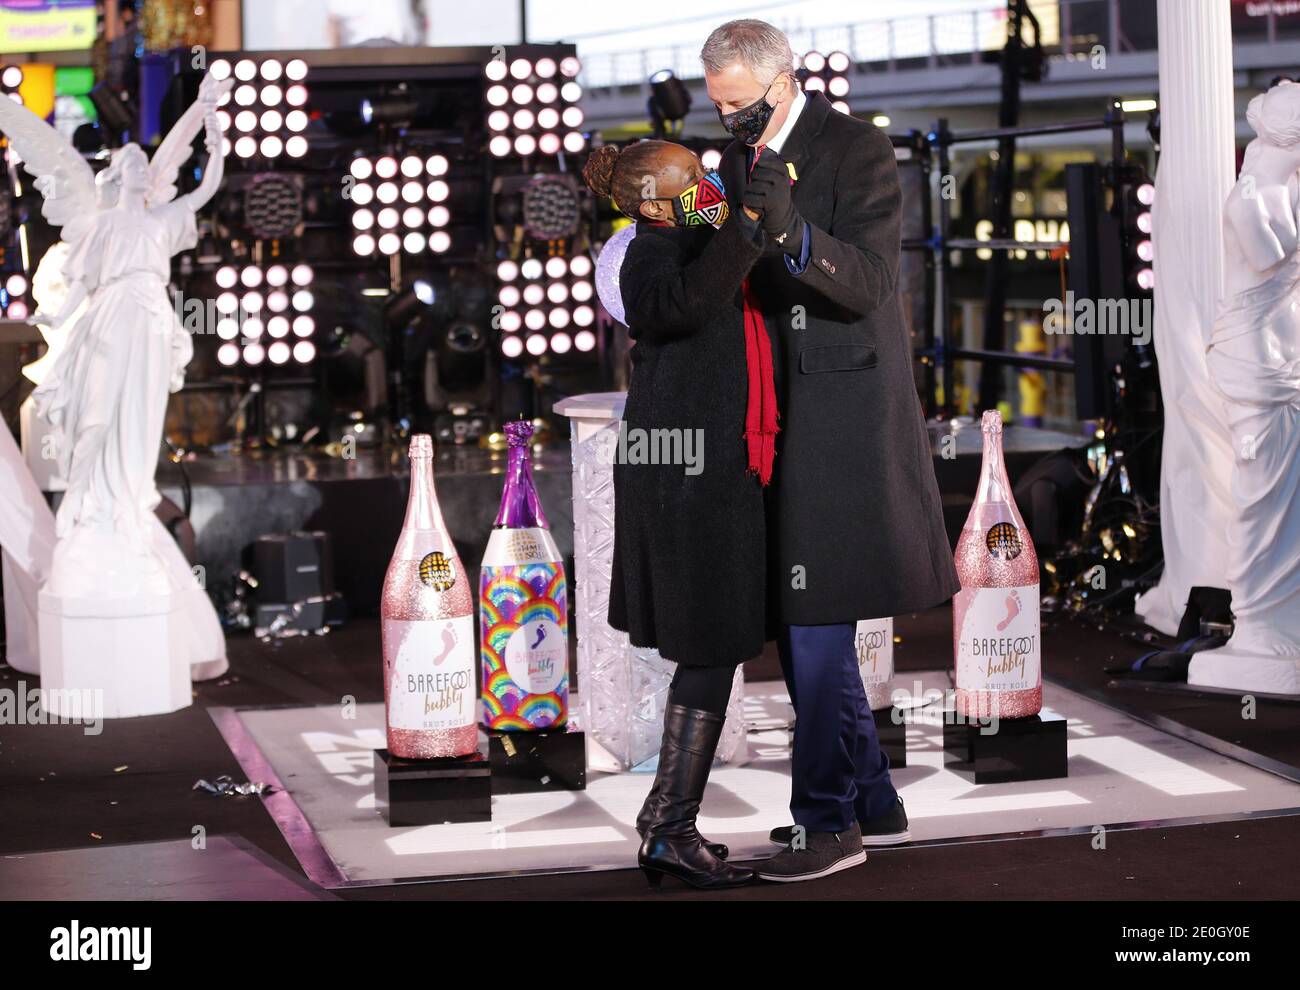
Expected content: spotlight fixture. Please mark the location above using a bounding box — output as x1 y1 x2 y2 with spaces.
495 251 595 359
348 154 452 256
797 50 852 115
213 55 311 160
648 69 692 138
361 86 419 127
485 50 584 158
521 172 581 240
243 172 304 240
385 279 436 327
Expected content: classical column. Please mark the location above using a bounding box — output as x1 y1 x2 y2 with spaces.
1134 0 1237 634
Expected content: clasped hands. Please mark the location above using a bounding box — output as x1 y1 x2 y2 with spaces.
741 149 803 255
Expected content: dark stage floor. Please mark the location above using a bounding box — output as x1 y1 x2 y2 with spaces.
1 608 1296 901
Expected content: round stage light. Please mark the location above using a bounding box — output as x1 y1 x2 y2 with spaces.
244 172 303 238
267 290 289 312
571 280 594 302
292 289 314 311
574 329 596 351
523 284 544 305
429 231 451 253
804 77 825 93
379 233 401 255
285 109 308 132
235 136 257 158
521 173 581 240
286 59 309 81
217 318 239 340
267 315 290 338
293 264 313 285
828 50 851 72
520 258 544 280
514 134 537 156
286 84 308 107
573 305 595 327
218 342 240 366
426 154 448 176
261 85 283 107
549 307 571 329
560 82 582 103
1137 183 1155 206
526 334 548 356
5 273 27 296
260 59 283 81
569 254 592 277
403 206 425 228
260 109 283 131
234 59 257 81
286 135 308 158
404 232 426 253
293 340 316 364
513 108 536 130
234 110 257 132
1137 212 1152 234
5 300 26 320
215 266 238 289
244 343 266 365
510 58 533 80
499 285 521 307
428 205 450 227
352 208 375 230
353 233 376 255
562 106 584 128
216 291 239 314
488 110 510 131
401 181 422 204
563 132 585 153
489 135 512 157
560 56 581 78
378 207 400 229
222 137 232 157
375 156 398 179
350 158 374 180
545 256 567 279
497 260 519 282
426 180 449 202
268 340 291 364
524 309 547 331
501 335 524 358
536 107 559 130
803 51 826 73
536 82 558 104
240 266 263 288
485 59 508 81
547 283 569 304
487 85 509 107
293 315 316 337
243 317 265 339
350 183 374 206
535 57 557 79
376 182 399 205
242 291 264 313
512 84 535 105
832 100 851 115
235 84 257 106
210 60 232 81
266 265 288 287
1137 239 1154 262
538 133 561 155
550 332 572 354
260 135 283 158
401 156 423 178
828 76 850 97
216 109 232 131
500 310 522 332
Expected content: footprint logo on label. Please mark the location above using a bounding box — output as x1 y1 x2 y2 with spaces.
432 621 458 665
996 589 1022 632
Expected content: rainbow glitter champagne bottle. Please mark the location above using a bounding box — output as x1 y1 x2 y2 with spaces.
479 420 568 730
952 411 1042 720
380 434 478 758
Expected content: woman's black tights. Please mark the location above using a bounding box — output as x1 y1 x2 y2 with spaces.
668 663 740 716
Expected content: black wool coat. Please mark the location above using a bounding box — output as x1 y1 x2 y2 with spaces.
719 92 961 626
606 215 770 667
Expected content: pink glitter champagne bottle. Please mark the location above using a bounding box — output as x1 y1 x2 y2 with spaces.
479 420 568 731
381 434 478 758
952 411 1042 720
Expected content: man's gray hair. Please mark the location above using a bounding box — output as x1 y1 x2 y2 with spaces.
700 19 794 85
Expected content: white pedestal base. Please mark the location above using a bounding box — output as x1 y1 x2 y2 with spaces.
1188 651 1300 695
38 589 192 719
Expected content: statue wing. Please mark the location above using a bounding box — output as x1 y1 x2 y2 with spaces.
147 74 232 207
0 96 98 246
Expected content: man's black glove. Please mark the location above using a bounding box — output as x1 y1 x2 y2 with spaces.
742 149 804 257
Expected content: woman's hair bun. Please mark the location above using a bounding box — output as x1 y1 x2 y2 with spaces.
582 145 620 198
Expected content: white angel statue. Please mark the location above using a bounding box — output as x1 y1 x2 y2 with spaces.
0 73 229 601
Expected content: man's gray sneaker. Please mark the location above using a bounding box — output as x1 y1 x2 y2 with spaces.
769 796 911 848
756 822 867 883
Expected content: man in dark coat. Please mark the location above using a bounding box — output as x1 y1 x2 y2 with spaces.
702 19 960 883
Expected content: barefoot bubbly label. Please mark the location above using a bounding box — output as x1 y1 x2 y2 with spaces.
384 616 476 730
854 617 893 688
954 585 1040 693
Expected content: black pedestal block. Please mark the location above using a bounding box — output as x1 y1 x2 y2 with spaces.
373 742 492 827
872 707 908 768
488 728 586 794
943 710 1068 783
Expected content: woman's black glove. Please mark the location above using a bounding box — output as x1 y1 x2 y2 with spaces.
742 150 803 256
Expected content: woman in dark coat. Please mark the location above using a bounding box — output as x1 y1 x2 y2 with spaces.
583 141 768 890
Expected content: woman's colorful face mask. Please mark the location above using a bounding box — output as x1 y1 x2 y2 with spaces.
668 170 730 228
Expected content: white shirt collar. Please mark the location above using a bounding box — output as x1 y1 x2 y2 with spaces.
765 87 807 154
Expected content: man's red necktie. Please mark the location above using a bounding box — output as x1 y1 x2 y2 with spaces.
742 145 780 486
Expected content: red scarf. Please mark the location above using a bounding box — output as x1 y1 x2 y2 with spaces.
742 146 780 486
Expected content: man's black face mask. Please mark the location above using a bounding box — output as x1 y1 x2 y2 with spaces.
717 79 779 146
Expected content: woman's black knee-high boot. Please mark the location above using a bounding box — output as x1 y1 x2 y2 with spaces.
637 704 752 889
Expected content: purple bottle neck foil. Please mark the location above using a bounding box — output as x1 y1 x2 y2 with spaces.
494 420 549 530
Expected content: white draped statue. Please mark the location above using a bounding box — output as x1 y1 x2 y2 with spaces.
1192 82 1300 694
0 73 232 700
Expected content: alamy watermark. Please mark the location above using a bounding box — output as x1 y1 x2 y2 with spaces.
0 681 103 735
1043 292 1152 347
597 422 704 475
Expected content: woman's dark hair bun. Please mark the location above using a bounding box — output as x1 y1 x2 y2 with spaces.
582 145 620 198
